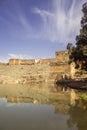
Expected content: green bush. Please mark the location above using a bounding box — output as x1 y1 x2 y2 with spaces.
81 94 87 101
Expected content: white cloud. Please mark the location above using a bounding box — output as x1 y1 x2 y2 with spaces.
33 7 54 19
32 0 87 45
2 0 86 47
8 53 32 59
18 15 32 32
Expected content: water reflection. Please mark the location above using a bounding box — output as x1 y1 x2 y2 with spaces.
0 84 87 130
67 99 87 130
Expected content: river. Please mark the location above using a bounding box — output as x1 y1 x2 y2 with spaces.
0 84 87 130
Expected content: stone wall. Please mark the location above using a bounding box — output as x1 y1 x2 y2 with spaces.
8 50 69 66
20 59 35 65
39 58 56 64
9 59 21 65
50 63 70 74
9 59 35 65
55 50 69 63
70 62 76 79
0 50 76 84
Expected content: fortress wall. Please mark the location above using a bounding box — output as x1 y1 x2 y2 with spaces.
49 50 70 76
50 63 70 74
9 50 69 65
20 59 35 65
55 50 69 63
39 58 56 64
9 59 35 65
9 59 21 65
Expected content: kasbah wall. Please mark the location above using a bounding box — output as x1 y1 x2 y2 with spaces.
9 59 35 65
8 50 69 65
1 50 71 77
50 50 70 78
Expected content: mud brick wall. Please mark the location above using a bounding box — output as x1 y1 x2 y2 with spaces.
9 59 21 65
50 63 70 74
55 50 69 63
9 59 35 65
20 59 35 65
39 58 56 64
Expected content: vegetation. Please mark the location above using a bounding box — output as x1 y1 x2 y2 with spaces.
67 2 87 71
81 94 87 101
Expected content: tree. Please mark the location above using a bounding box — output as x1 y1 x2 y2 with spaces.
69 2 87 71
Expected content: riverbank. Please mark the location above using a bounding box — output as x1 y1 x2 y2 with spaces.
56 78 87 90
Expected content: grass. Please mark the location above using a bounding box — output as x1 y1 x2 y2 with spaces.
81 94 87 101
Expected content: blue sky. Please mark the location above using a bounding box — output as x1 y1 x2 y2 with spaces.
0 0 86 62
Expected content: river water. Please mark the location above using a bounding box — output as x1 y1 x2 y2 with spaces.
0 84 87 130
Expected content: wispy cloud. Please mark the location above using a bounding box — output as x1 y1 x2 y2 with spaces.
1 0 87 47
8 53 32 59
33 7 54 16
32 7 56 40
32 0 87 45
18 15 32 31
51 0 82 43
0 0 33 39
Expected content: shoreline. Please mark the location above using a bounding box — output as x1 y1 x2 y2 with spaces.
56 78 87 91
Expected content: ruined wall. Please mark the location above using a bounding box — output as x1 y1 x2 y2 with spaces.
39 58 56 64
20 59 35 65
55 50 69 63
8 50 71 78
49 50 70 77
9 59 21 65
8 50 69 66
70 62 76 79
50 63 70 74
9 59 35 65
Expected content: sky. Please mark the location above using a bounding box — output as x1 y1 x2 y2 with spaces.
0 0 87 62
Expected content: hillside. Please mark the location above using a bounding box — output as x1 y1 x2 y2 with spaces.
0 64 51 84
